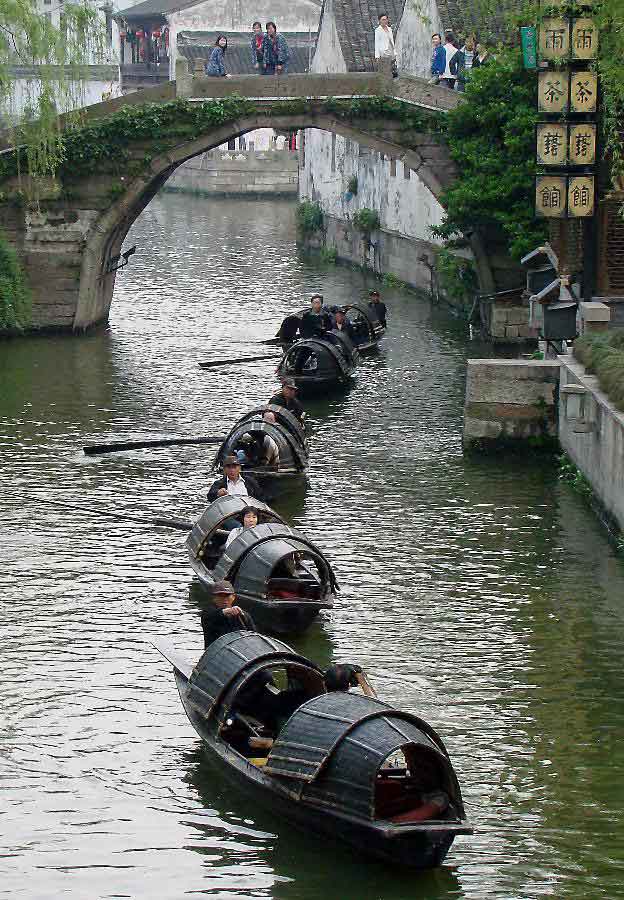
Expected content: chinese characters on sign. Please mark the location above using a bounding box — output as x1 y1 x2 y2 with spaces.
539 18 569 60
571 18 598 60
568 124 596 166
536 176 567 218
538 70 568 114
570 72 598 113
567 176 594 217
521 27 537 70
537 123 567 166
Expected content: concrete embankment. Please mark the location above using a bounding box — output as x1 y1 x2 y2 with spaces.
164 149 298 198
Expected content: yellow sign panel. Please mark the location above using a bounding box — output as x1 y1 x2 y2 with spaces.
568 176 595 217
570 72 598 113
538 70 569 114
536 176 567 218
536 123 567 166
539 18 569 60
568 124 596 166
571 17 598 60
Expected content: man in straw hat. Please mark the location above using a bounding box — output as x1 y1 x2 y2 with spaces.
200 580 255 648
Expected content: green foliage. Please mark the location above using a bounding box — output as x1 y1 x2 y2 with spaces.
346 175 358 195
558 453 593 499
574 330 624 411
296 199 324 235
0 231 31 331
319 246 338 264
353 208 380 235
435 247 478 302
0 0 106 189
434 48 548 261
382 272 407 289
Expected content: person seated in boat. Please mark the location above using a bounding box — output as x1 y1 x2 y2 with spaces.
225 506 258 548
332 307 356 342
300 295 331 338
368 290 387 328
324 663 377 697
302 351 318 372
200 580 256 648
268 377 304 422
207 454 264 504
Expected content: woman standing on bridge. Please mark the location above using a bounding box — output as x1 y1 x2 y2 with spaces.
206 35 230 77
263 23 290 75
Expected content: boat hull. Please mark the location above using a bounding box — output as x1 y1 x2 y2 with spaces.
177 674 467 868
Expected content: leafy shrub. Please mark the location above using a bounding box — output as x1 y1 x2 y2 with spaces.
319 246 337 264
346 175 358 195
353 208 380 235
435 247 478 302
296 200 324 235
574 331 624 411
0 232 31 333
434 49 548 261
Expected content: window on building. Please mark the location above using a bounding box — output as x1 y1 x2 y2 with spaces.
404 164 411 180
390 159 396 177
331 133 336 173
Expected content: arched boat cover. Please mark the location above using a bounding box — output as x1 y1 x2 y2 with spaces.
186 496 283 560
344 303 384 338
278 336 355 379
263 693 461 818
187 631 317 718
237 404 307 449
212 522 337 592
213 419 307 471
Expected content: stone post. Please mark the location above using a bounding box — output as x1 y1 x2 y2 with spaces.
175 57 192 97
577 300 610 336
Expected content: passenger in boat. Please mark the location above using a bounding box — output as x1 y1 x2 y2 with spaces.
368 290 387 328
300 295 331 338
269 378 304 422
332 307 356 342
225 506 258 548
324 663 377 697
207 455 264 503
200 580 256 648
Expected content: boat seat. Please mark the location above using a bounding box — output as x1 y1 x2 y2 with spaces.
267 578 321 601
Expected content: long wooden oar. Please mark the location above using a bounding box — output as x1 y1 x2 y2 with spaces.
198 352 282 369
83 436 225 456
38 496 194 531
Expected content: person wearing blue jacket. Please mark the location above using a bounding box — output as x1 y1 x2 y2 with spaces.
430 33 445 80
206 35 228 76
263 22 290 74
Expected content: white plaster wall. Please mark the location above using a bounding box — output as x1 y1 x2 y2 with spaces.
395 0 443 77
300 130 445 244
168 0 320 38
311 0 347 73
8 75 122 119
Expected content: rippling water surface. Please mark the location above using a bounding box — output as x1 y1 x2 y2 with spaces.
2 195 624 900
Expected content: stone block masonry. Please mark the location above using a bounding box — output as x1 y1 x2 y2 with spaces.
463 360 561 450
164 149 299 198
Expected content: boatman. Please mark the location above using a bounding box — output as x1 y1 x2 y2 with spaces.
368 289 387 328
200 580 256 648
207 454 264 503
300 294 331 338
268 377 305 422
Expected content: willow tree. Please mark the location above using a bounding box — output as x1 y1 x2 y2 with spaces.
0 0 106 181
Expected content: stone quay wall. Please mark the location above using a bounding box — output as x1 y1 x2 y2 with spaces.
463 359 561 450
164 149 298 198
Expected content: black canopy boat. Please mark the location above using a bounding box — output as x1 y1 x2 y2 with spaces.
276 304 384 355
187 495 337 633
212 404 308 492
276 331 358 393
154 632 472 868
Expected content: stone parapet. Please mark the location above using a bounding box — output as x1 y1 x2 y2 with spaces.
463 359 560 449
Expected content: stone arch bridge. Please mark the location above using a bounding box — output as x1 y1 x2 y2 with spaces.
0 67 493 331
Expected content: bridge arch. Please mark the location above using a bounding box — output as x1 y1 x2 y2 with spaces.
77 109 463 329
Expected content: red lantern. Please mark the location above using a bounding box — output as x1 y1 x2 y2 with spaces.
136 29 144 38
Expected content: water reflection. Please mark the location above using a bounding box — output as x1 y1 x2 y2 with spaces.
2 194 624 899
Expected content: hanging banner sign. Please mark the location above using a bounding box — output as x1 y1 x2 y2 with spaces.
571 18 598 60
536 176 567 218
569 72 598 113
536 122 567 166
568 123 596 166
567 176 595 217
521 27 538 69
539 18 569 61
538 70 569 114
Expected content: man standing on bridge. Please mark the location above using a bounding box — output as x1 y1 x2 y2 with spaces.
374 13 397 78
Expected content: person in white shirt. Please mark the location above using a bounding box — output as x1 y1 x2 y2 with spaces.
440 32 458 89
374 13 396 75
225 507 259 548
207 455 264 503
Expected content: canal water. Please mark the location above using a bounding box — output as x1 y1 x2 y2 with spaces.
2 195 624 900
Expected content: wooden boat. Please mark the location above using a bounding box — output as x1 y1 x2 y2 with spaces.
154 632 472 868
344 302 386 353
211 404 308 493
276 332 358 393
187 495 336 633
